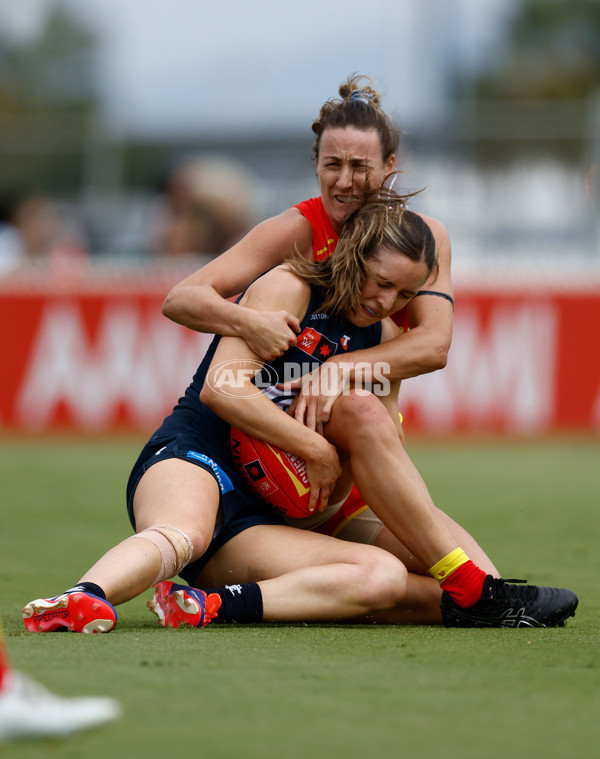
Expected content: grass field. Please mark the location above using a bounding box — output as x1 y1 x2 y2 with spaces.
1 436 599 758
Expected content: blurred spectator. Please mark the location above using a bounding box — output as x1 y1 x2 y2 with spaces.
0 195 22 276
0 192 88 278
585 163 597 209
155 155 257 258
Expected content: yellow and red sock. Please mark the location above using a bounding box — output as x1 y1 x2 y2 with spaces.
430 548 487 608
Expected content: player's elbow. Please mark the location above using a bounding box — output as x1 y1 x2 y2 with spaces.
407 322 452 376
416 328 452 373
427 339 450 372
161 289 176 321
200 383 239 426
161 287 181 323
199 381 222 413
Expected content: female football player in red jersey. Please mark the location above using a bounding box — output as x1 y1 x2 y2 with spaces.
157 74 471 575
162 74 452 386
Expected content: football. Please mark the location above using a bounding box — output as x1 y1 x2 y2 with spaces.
230 426 312 518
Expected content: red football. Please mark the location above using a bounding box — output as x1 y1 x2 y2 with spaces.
230 426 312 518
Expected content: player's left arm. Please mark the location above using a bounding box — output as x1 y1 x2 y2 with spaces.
200 266 341 511
371 317 404 439
401 212 454 373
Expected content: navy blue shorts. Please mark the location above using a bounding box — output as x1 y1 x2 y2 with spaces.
126 427 285 583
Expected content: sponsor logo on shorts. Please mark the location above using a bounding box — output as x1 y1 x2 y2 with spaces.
186 450 234 495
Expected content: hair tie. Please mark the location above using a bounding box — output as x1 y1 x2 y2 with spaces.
349 89 374 105
384 173 399 192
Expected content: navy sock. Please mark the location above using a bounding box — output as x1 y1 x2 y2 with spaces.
64 582 106 600
205 583 263 623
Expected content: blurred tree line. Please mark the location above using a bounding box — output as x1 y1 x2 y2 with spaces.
453 0 600 164
0 0 599 196
0 1 98 195
469 0 600 100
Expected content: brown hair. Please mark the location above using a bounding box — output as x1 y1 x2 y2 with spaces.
311 74 399 163
287 191 436 318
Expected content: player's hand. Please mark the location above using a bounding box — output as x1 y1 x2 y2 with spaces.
242 310 300 361
282 361 351 435
304 439 341 513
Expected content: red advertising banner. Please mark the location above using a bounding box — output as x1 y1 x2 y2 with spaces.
1 278 599 435
398 288 600 434
0 276 213 434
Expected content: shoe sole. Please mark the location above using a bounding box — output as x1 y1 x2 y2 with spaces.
441 596 579 628
148 584 202 628
545 596 578 628
22 594 116 634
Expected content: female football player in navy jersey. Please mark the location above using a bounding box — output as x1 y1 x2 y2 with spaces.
23 195 577 632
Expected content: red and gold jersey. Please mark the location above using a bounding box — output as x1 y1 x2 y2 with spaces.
294 197 339 261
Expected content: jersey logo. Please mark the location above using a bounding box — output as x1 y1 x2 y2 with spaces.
296 327 338 359
314 237 336 259
340 335 351 351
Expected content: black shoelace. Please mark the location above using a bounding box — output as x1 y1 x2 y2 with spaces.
488 577 539 603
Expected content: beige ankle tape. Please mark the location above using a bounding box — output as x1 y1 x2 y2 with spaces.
130 525 194 585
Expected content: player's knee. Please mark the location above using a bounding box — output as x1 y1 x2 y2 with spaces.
358 552 408 611
179 523 214 559
128 525 202 585
331 392 396 445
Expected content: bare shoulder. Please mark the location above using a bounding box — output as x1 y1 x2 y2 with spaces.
415 211 452 291
254 263 309 292
415 211 450 248
240 264 311 316
270 207 314 257
223 206 312 257
251 207 313 253
411 211 453 298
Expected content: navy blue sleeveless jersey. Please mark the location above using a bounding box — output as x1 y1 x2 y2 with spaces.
181 285 381 416
126 280 383 582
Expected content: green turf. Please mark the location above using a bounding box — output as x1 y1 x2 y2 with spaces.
1 437 599 758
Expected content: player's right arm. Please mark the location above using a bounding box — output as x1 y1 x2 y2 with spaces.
162 208 314 361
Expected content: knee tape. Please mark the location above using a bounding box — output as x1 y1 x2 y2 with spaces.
130 525 194 585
